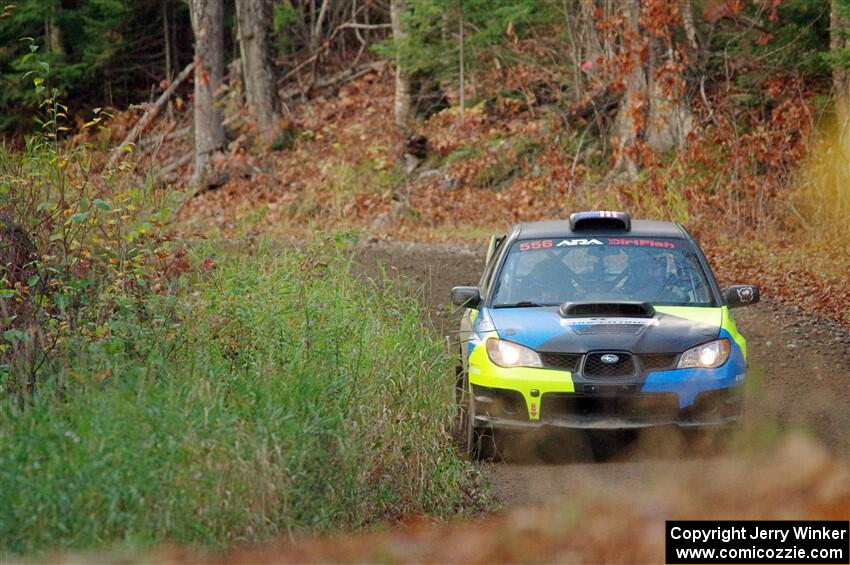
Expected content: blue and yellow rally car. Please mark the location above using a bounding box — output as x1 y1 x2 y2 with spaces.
451 211 760 458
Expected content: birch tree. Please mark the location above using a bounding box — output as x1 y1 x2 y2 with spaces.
390 0 413 127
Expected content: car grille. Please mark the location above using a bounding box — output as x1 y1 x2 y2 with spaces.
583 352 636 378
638 353 677 372
537 352 677 376
540 352 582 372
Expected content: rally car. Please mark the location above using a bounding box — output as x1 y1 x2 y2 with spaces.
451 211 759 459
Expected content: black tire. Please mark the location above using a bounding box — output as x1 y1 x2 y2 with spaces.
451 362 477 454
468 397 500 461
467 396 499 461
451 363 468 445
453 371 500 461
475 430 500 461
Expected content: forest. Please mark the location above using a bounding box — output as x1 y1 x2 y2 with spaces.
2 1 848 278
0 0 849 560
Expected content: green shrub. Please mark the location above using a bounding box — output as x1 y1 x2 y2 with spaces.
0 236 475 556
0 105 181 405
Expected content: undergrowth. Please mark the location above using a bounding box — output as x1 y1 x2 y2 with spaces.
791 119 850 241
0 237 477 556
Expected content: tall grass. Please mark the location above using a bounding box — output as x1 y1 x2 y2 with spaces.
791 119 850 240
0 237 474 556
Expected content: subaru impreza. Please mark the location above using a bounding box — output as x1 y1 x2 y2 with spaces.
451 211 759 458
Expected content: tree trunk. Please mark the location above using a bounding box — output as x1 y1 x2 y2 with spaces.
680 0 699 52
189 0 225 187
236 0 280 129
612 0 649 179
646 46 693 153
562 0 584 104
458 7 465 120
579 0 605 86
162 0 174 120
163 0 173 81
45 9 64 55
390 0 412 127
612 0 693 179
831 0 850 134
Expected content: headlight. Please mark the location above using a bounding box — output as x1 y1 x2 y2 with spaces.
486 338 542 368
678 339 730 369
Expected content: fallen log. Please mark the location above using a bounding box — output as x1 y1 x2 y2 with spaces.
106 62 194 168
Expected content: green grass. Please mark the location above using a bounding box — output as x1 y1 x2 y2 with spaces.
0 235 476 556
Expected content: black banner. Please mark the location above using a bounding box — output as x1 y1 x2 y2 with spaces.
666 521 849 564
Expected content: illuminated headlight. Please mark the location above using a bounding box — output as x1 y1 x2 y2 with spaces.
486 339 542 368
678 339 730 369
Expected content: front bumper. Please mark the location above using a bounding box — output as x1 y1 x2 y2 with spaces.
467 336 747 430
472 383 744 430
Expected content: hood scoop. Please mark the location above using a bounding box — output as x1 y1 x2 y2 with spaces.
559 301 657 335
559 301 656 318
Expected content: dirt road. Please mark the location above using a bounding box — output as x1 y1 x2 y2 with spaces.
356 240 850 508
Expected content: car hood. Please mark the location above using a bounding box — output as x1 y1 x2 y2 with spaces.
482 306 722 354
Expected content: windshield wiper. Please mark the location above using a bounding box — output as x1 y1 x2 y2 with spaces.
492 301 551 308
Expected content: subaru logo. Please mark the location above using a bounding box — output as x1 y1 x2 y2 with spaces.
600 354 619 364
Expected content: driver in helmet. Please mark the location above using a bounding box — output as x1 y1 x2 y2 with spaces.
522 252 583 304
624 250 688 303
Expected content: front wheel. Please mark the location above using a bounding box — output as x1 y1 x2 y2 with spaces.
466 396 499 461
454 368 499 461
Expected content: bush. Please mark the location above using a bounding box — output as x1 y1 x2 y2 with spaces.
0 72 183 404
0 237 475 556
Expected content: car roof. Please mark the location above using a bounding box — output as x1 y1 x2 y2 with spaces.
511 219 687 239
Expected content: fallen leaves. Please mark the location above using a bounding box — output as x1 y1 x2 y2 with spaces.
706 236 850 330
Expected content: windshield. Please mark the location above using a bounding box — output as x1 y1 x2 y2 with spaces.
491 237 715 307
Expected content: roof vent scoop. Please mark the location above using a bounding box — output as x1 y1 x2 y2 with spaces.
569 211 631 231
560 301 655 318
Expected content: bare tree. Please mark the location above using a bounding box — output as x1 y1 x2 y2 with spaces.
390 0 412 127
189 0 225 187
237 0 280 130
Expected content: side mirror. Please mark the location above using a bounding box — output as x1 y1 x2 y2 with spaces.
725 285 760 308
451 286 481 309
